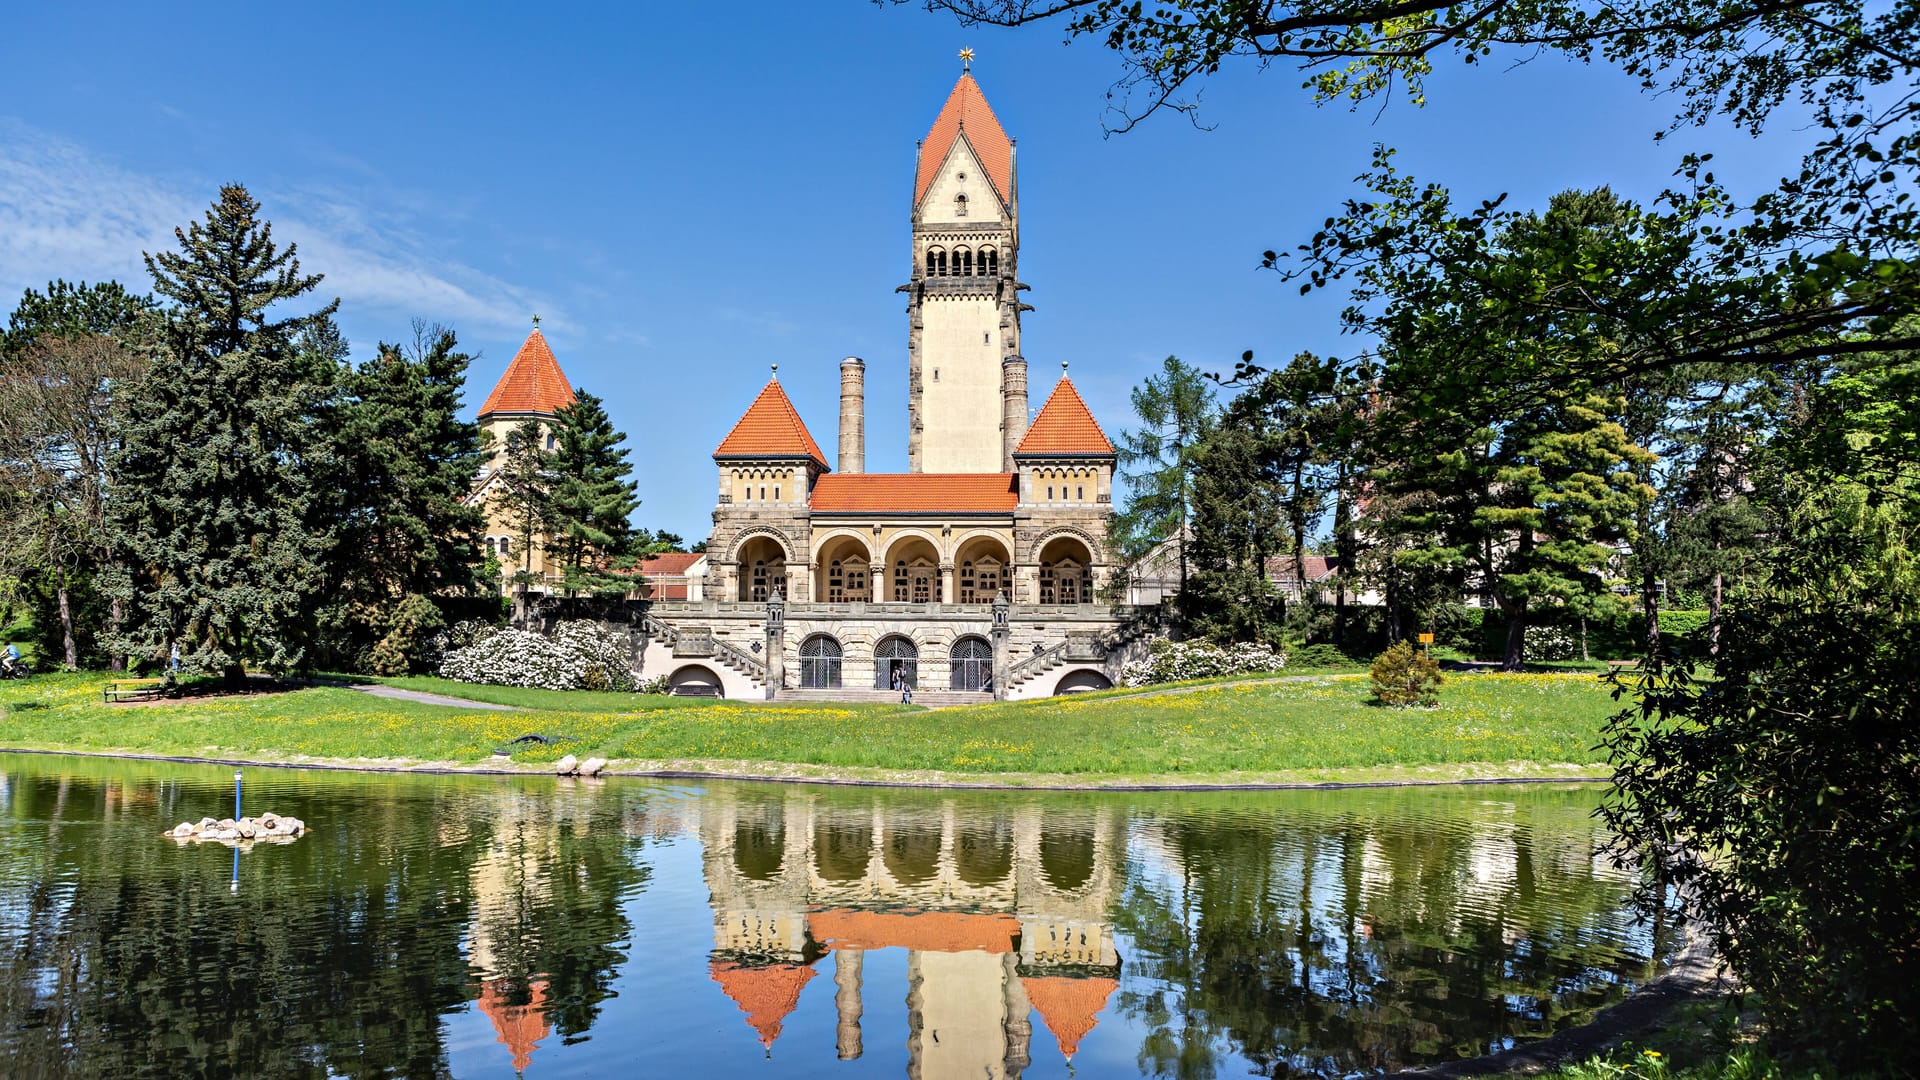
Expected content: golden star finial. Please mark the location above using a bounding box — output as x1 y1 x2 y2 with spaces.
959 47 975 72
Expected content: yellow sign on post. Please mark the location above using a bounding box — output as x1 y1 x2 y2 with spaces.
1417 632 1435 644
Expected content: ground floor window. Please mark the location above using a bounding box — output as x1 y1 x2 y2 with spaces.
949 636 992 691
800 634 842 689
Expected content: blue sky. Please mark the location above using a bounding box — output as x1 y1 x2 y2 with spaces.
1 3 1811 541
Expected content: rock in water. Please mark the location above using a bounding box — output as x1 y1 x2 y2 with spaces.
579 757 608 777
554 754 580 776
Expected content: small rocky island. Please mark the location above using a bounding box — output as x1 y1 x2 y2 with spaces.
167 813 308 845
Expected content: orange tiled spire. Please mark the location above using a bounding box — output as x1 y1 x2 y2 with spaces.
1023 975 1119 1061
916 72 1013 209
714 377 831 470
710 961 818 1048
477 978 552 1074
478 323 577 418
1015 372 1113 456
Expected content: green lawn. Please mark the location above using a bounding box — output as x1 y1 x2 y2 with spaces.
0 669 1622 784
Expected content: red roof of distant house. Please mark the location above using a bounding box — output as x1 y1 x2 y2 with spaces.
714 379 830 468
638 552 703 575
810 473 1017 514
710 961 817 1048
479 328 576 417
1264 555 1340 581
1015 377 1113 456
807 909 1020 954
1023 975 1118 1061
917 73 1013 209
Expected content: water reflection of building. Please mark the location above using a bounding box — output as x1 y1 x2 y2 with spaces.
701 795 1123 1074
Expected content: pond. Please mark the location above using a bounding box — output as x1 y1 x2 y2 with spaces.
0 753 1669 1078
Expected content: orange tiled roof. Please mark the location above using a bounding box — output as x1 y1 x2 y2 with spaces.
916 74 1013 209
715 379 830 468
1015 377 1113 456
808 909 1020 953
810 473 1017 514
479 328 577 417
477 978 551 1073
638 552 704 575
1023 975 1118 1061
710 961 817 1048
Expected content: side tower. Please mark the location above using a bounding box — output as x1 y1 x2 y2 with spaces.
905 60 1026 473
473 319 577 596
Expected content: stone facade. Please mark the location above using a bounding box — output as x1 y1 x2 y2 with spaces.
643 67 1154 701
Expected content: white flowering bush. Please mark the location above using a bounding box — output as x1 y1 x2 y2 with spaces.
439 620 639 691
1524 623 1577 662
1121 638 1286 687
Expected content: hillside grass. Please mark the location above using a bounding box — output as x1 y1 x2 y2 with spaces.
0 669 1623 783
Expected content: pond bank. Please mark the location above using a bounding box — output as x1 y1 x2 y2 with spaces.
0 744 1611 790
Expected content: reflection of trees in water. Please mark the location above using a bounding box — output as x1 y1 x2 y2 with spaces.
1112 790 1662 1078
0 765 653 1077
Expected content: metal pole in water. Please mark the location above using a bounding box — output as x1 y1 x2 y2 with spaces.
231 771 243 893
234 771 243 820
231 846 239 893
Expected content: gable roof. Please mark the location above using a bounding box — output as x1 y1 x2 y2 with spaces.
478 328 576 418
810 473 1017 514
916 73 1013 209
1015 377 1113 457
714 379 830 469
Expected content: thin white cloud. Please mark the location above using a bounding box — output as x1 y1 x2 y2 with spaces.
0 119 554 334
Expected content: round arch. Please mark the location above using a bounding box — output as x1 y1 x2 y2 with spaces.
881 533 942 604
668 664 722 696
1053 668 1114 695
813 533 873 602
952 533 1012 605
873 634 919 690
799 633 843 689
1036 533 1096 606
949 635 993 691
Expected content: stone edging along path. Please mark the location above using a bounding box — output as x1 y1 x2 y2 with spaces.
0 744 1608 792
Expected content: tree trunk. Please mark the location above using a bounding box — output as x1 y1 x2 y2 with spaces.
108 593 125 672
1579 615 1590 662
1708 568 1724 658
1641 560 1661 662
1501 596 1528 672
56 568 78 670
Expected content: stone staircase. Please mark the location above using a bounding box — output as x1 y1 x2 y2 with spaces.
776 687 992 709
1003 605 1166 694
642 613 766 691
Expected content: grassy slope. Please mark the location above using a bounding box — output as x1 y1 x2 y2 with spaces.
0 669 1621 783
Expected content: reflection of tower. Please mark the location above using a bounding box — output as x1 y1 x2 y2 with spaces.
699 793 1124 1071
467 792 563 1075
478 979 552 1076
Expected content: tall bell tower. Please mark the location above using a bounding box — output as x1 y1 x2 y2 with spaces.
904 52 1030 473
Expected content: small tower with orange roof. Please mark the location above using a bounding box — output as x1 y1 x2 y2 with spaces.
470 317 579 595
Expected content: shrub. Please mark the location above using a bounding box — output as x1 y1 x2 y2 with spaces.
1524 622 1577 661
367 593 446 676
1120 638 1286 687
439 620 638 691
1287 643 1357 670
1370 641 1444 706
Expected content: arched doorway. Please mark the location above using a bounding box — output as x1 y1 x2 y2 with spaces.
949 636 992 691
1038 536 1095 605
873 635 918 689
953 535 1011 604
799 634 842 689
735 535 788 602
814 535 872 602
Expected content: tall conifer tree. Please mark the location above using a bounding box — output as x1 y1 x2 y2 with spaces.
547 391 641 599
108 185 340 682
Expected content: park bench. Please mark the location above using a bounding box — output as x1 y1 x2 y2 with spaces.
103 678 165 703
1605 659 1642 673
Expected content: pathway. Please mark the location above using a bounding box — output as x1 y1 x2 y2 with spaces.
343 683 520 711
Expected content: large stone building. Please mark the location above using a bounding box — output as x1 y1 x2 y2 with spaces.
638 65 1157 701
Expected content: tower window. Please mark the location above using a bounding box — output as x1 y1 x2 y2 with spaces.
955 193 968 217
982 247 998 276
774 485 780 501
957 247 973 276
545 433 556 450
1078 486 1084 500
927 248 948 277
1047 486 1054 500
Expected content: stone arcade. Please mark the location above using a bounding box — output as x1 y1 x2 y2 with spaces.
631 65 1157 701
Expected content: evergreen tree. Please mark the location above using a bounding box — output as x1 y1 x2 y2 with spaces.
108 184 340 682
1183 424 1287 643
546 391 641 599
326 323 489 672
492 419 554 623
1112 356 1217 585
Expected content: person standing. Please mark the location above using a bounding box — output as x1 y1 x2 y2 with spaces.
169 641 181 674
